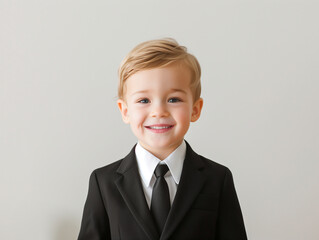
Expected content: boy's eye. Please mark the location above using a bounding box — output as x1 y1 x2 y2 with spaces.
138 98 150 104
168 98 181 103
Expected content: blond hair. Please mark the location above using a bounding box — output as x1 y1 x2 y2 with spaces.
118 38 201 101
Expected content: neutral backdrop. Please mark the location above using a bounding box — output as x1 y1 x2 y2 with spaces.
1 0 318 239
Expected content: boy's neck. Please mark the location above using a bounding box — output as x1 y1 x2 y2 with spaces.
138 140 184 161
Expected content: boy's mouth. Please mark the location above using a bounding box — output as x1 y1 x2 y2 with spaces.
145 124 174 133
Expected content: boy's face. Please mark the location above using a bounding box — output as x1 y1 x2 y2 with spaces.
117 63 203 160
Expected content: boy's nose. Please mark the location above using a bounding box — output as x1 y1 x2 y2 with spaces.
150 104 169 118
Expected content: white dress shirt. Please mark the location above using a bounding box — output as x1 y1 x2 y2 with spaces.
135 140 186 209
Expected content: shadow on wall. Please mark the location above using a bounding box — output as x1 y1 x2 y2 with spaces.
54 217 79 240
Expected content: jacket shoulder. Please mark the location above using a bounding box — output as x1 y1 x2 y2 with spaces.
186 141 231 176
199 155 229 171
195 153 234 181
92 159 123 179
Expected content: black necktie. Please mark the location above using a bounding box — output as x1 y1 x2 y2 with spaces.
151 164 170 233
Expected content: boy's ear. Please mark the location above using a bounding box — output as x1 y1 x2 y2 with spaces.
117 99 130 124
191 98 204 122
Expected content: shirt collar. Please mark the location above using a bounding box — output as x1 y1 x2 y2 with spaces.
135 140 186 187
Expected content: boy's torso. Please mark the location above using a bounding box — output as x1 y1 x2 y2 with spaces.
78 142 247 240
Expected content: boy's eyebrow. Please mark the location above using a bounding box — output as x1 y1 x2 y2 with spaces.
130 90 149 96
131 89 188 96
170 88 188 94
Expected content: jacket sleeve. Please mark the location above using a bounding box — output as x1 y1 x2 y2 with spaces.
216 168 248 240
78 170 111 240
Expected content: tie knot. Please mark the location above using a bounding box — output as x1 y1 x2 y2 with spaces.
154 164 169 178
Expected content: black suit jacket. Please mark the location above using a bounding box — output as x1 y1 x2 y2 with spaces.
78 142 247 240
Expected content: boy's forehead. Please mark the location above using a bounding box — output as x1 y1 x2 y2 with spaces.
125 67 192 94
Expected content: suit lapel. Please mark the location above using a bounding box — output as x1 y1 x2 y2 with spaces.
115 146 159 240
160 142 206 240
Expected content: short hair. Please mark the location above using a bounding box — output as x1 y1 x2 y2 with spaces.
118 38 201 102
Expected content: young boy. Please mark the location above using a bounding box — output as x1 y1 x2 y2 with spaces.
78 38 247 240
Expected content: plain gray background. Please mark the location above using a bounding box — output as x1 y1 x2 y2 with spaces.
1 0 318 239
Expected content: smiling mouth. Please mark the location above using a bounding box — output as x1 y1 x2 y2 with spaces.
145 124 174 131
146 125 173 129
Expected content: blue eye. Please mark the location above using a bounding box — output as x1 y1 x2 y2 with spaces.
168 98 181 103
138 99 150 104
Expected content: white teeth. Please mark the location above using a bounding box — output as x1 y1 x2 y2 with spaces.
149 126 171 129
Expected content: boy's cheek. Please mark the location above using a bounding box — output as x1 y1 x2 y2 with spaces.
174 109 193 122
